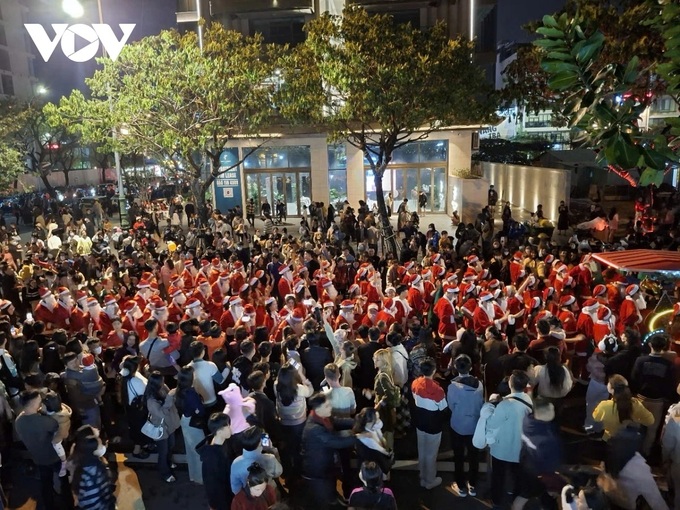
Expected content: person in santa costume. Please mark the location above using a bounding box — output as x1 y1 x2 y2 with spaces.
593 306 616 343
459 285 478 331
149 296 170 333
207 257 222 285
263 297 280 333
394 285 412 328
34 287 61 330
433 286 459 342
229 261 247 295
273 308 305 341
557 295 579 336
181 259 199 289
104 317 128 349
592 284 608 306
132 279 153 311
87 297 107 336
375 298 397 331
472 291 504 336
509 251 525 285
192 275 212 308
335 300 357 331
52 287 73 330
277 265 294 303
361 303 380 328
166 286 187 323
617 284 646 335
234 303 257 335
123 301 146 340
407 274 426 318
70 290 90 334
182 296 205 322
211 271 230 303
219 295 243 337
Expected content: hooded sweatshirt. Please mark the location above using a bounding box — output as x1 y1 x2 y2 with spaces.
447 374 483 435
411 376 447 434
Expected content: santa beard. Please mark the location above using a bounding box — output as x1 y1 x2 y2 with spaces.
635 294 647 311
339 310 355 324
153 311 169 323
481 301 495 320
231 305 244 320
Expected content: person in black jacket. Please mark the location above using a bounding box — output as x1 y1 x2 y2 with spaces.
301 392 355 509
246 370 281 443
605 328 642 382
353 407 394 477
196 413 236 510
354 327 382 409
301 330 333 391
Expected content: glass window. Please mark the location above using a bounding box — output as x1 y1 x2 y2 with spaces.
327 144 346 170
392 144 419 164
0 50 10 72
329 170 347 207
243 147 265 169
433 167 446 212
287 145 311 167
419 140 447 162
268 148 288 168
300 172 311 209
1 75 13 96
246 174 260 215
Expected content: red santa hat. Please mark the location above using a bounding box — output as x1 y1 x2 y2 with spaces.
124 301 138 313
200 259 210 267
463 269 477 281
597 307 612 321
82 353 95 367
293 279 305 293
279 265 291 276
319 277 333 288
465 284 476 295
542 287 554 302
233 261 244 271
321 260 331 270
243 304 256 314
324 301 335 309
168 286 182 298
410 274 422 285
239 283 250 294
348 283 360 295
290 309 305 322
150 296 165 309
254 270 265 279
559 295 576 307
488 279 500 290
196 275 209 286
530 297 542 309
582 298 598 308
564 276 574 287
467 254 479 265
57 286 70 296
219 271 230 280
0 300 11 311
39 287 52 299
431 254 441 264
383 298 395 310
421 268 432 279
478 269 489 280
184 259 194 268
431 265 444 278
404 261 415 271
625 284 639 297
340 300 354 309
479 291 493 302
103 294 117 306
211 257 220 267
249 277 259 287
445 285 459 294
367 303 379 311
229 296 242 306
544 254 555 265
592 284 607 297
186 297 201 309
513 251 523 261
137 279 151 289
265 297 276 306
87 297 99 308
76 290 88 302
673 303 680 316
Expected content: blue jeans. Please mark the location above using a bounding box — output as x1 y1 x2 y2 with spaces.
156 432 176 479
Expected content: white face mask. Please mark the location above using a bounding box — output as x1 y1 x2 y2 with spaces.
93 346 102 355
174 294 187 306
60 296 74 309
43 294 56 308
105 304 118 318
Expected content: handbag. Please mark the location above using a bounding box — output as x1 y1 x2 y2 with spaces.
141 415 164 440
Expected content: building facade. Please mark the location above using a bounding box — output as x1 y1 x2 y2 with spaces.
0 0 35 98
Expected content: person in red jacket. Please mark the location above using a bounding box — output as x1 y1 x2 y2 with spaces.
557 295 578 335
407 274 426 318
34 287 61 330
69 290 90 334
52 287 73 330
593 306 616 343
375 299 397 331
122 301 146 340
277 265 294 303
473 291 498 335
618 284 645 335
434 287 458 342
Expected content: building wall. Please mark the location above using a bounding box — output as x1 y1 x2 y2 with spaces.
482 161 571 222
0 0 35 98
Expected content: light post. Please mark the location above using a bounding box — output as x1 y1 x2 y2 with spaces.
62 0 129 229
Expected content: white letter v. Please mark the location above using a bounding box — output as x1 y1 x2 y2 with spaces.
24 24 69 62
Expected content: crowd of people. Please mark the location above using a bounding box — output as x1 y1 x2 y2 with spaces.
0 187 679 510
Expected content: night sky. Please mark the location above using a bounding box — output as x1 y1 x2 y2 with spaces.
25 0 176 100
25 0 568 100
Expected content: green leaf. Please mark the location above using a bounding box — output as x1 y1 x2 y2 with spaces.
533 38 568 50
536 27 565 38
548 71 579 91
576 32 605 64
541 61 580 74
542 15 559 28
641 147 669 171
611 134 642 169
546 51 574 61
622 56 639 85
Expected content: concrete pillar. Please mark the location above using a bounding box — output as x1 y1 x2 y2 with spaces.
346 143 365 207
310 137 329 205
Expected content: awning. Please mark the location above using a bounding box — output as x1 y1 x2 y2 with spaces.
592 249 680 273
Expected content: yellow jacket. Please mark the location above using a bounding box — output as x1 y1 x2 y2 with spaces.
593 398 654 440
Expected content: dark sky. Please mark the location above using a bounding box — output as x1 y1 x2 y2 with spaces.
26 0 176 100
496 0 567 44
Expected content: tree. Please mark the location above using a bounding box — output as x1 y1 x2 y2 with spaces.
533 1 679 187
46 25 279 222
502 0 665 119
277 6 497 255
0 99 29 193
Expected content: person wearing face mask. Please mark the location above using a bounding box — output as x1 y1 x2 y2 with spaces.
617 284 646 335
15 390 63 510
69 432 116 510
353 407 394 478
123 301 146 340
34 287 60 331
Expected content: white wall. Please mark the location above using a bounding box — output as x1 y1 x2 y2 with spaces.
15 168 114 192
482 161 571 222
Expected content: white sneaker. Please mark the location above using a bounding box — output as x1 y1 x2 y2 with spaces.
452 483 467 497
468 484 477 497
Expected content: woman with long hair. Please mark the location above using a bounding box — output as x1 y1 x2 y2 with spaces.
40 341 64 374
175 366 205 484
230 462 278 510
274 361 313 483
593 374 654 441
119 355 150 458
69 433 116 510
373 349 400 450
19 339 41 377
112 331 140 373
584 335 618 433
353 408 394 477
144 371 181 482
348 461 397 510
532 346 573 400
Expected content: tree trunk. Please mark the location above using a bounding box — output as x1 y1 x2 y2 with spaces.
39 172 55 195
373 168 399 257
63 170 70 187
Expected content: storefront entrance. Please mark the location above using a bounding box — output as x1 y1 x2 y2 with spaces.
245 171 311 217
366 166 447 213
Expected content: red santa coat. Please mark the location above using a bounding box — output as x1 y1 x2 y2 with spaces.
557 310 578 335
593 320 615 343
69 307 89 334
34 303 61 329
52 304 72 330
618 297 641 334
122 315 146 340
104 329 127 349
606 283 623 313
423 281 436 306
181 268 196 290
460 297 478 331
229 273 245 295
506 296 524 330
168 303 184 324
407 288 425 317
364 284 382 305
219 309 238 335
264 312 280 334
277 278 293 302
361 314 378 328
509 261 524 285
472 304 497 336
211 281 227 304
433 297 457 340
375 310 396 330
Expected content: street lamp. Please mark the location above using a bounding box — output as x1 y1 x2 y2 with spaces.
62 0 130 229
